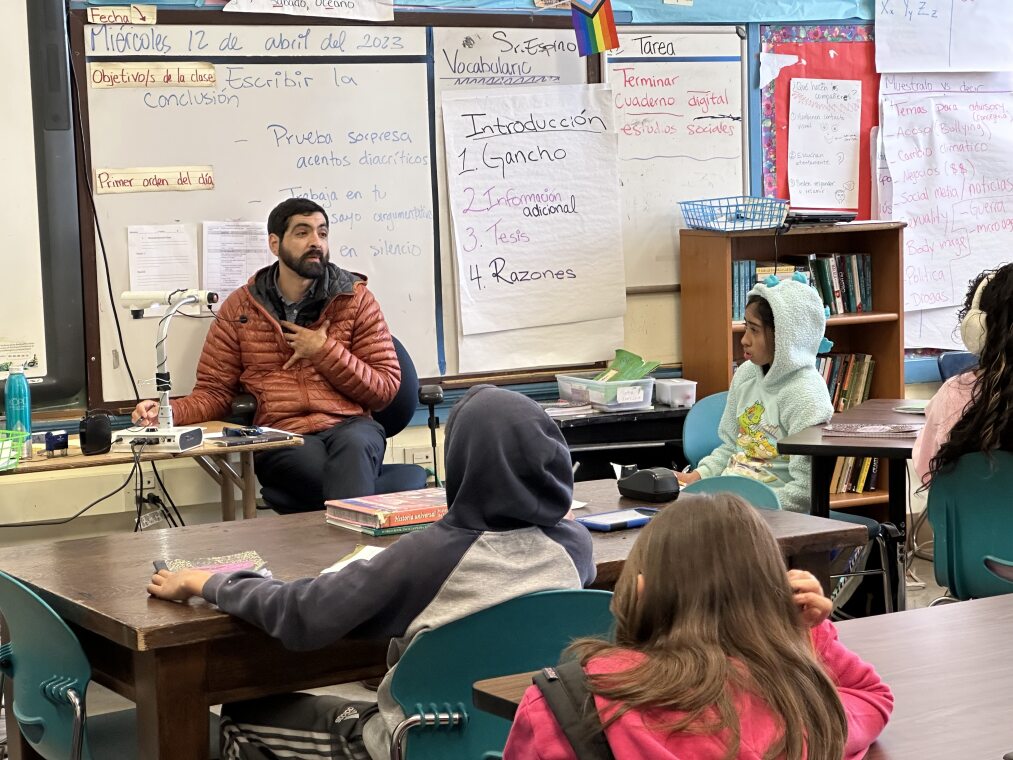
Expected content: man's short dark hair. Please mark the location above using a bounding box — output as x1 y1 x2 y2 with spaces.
268 198 328 239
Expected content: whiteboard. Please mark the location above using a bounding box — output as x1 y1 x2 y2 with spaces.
83 24 439 403
607 27 747 288
0 0 47 380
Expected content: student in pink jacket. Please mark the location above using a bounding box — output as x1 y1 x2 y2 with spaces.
913 263 1013 487
504 493 893 760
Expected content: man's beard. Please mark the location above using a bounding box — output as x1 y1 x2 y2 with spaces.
279 243 328 278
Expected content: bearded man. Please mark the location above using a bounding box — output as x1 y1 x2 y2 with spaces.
132 198 400 512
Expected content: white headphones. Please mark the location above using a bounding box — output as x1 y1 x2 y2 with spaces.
960 273 994 356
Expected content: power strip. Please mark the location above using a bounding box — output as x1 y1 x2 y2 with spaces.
110 426 204 453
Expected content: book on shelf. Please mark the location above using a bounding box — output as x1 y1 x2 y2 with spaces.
153 550 271 577
822 423 922 438
324 487 447 530
807 253 873 315
817 353 874 412
867 457 881 491
855 457 873 493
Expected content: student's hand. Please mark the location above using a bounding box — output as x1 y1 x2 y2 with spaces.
132 399 159 426
280 320 331 370
788 569 832 627
676 470 702 486
147 569 212 602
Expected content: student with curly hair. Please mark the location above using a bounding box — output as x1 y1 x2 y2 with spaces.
914 263 1013 486
504 493 893 760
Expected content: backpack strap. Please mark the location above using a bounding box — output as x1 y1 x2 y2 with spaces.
533 660 616 760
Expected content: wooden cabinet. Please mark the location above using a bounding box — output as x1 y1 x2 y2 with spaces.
679 221 906 510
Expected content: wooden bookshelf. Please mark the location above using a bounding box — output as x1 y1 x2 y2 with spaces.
679 221 907 511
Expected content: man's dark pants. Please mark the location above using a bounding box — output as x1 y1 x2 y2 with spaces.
254 416 386 513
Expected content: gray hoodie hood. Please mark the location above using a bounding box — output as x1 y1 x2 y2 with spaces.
747 275 828 387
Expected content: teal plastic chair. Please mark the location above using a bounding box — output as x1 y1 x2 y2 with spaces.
681 392 728 468
388 589 614 760
681 474 781 510
680 401 900 612
0 570 218 759
928 451 1013 600
938 351 977 381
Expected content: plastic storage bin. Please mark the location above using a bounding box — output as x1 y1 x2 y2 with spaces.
556 373 655 412
679 196 788 232
655 378 697 408
0 430 29 472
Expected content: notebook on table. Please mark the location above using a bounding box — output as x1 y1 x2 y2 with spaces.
821 423 922 439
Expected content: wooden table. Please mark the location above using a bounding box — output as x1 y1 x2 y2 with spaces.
777 400 921 528
0 482 863 759
778 400 922 610
575 480 866 592
0 422 301 521
473 595 1013 760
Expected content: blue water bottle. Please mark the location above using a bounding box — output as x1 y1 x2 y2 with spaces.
4 365 32 460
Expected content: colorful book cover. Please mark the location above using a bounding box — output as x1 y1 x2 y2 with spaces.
325 487 447 528
154 550 271 577
856 457 872 493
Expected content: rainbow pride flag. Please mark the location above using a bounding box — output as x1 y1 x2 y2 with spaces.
571 0 619 57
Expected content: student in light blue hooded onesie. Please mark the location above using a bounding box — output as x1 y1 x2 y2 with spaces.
680 273 834 513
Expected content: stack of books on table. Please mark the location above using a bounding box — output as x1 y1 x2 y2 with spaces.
324 488 447 536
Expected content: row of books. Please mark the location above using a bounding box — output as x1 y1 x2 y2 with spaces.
325 487 447 536
730 261 811 320
817 353 875 413
830 456 881 494
808 253 874 315
730 254 875 321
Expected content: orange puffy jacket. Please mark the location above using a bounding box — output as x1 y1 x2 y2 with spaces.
171 265 400 434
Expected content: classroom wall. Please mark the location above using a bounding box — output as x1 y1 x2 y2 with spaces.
0 0 862 529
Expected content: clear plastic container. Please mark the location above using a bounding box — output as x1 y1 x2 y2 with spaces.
655 378 698 408
556 373 655 412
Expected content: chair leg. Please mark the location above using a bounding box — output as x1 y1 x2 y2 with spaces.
390 715 424 760
67 689 85 760
389 709 466 760
875 537 894 614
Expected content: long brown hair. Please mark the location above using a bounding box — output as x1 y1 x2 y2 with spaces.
570 494 847 760
929 263 1013 484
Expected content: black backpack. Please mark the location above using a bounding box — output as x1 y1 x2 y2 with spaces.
533 661 616 760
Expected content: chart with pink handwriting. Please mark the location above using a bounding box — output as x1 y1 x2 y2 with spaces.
606 29 745 287
442 84 624 336
879 72 1013 347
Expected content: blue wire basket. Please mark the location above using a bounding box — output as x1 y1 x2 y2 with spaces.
679 196 788 232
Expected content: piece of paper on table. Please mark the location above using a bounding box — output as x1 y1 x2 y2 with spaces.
127 224 199 316
570 500 587 510
321 545 386 575
787 78 861 210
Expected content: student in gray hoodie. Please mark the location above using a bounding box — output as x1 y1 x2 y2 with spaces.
147 385 595 759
